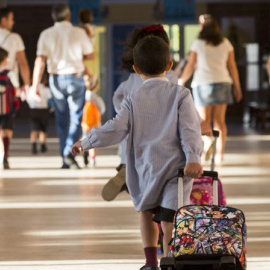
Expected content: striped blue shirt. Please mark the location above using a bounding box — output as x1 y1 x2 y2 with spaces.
82 77 203 211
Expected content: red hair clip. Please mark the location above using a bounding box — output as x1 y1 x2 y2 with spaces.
143 25 164 33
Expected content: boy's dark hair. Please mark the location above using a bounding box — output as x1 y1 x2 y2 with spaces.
0 7 12 21
51 4 70 22
198 19 223 46
133 36 170 76
121 24 169 73
79 9 93 24
0 47 8 63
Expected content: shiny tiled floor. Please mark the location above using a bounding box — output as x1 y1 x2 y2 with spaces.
0 135 269 269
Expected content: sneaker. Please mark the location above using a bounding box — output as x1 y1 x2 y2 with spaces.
32 143 37 154
3 158 10 169
101 166 126 201
61 163 70 169
64 154 81 169
89 157 96 167
83 151 89 166
41 143 48 153
140 266 160 270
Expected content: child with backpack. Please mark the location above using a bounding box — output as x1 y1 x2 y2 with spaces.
0 47 19 169
72 36 203 269
81 75 105 166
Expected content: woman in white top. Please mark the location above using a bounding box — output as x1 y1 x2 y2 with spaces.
179 15 242 163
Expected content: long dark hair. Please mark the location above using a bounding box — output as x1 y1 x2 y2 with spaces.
198 19 223 46
121 24 169 73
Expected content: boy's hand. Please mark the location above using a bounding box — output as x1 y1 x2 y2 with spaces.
184 163 203 178
71 141 83 155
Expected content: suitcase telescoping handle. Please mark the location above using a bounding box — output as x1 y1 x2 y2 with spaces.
178 169 219 208
212 130 219 138
211 130 219 171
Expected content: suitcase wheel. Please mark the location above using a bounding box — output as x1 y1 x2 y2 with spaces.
161 267 174 270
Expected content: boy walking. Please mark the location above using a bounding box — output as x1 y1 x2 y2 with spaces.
72 36 203 269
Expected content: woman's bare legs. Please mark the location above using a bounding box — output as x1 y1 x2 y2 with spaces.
196 105 214 151
212 104 227 162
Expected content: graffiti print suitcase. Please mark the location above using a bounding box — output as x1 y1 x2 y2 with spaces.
160 170 247 270
190 130 227 206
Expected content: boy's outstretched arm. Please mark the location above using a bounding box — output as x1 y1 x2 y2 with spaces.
72 97 131 154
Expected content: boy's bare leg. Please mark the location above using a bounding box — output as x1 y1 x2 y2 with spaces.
161 221 173 256
39 131 46 144
140 211 159 268
89 148 96 166
39 131 48 153
30 130 38 143
2 129 13 169
30 130 38 154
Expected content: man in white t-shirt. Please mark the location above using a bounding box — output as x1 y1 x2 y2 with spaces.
0 7 30 92
32 4 93 169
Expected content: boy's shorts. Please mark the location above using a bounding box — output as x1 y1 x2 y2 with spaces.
148 206 176 223
30 109 49 132
0 114 14 130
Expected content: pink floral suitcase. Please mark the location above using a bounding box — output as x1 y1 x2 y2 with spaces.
191 177 227 206
190 130 227 206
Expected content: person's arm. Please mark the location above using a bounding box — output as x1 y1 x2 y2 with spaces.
83 53 94 60
227 50 242 103
267 56 270 84
72 97 131 155
16 50 30 100
178 51 197 86
32 55 46 96
94 95 106 115
112 81 127 113
81 30 95 61
16 50 30 87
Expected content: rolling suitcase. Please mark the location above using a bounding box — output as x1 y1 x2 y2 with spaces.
191 130 227 206
160 169 247 270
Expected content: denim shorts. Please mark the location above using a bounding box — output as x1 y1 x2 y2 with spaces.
192 83 233 106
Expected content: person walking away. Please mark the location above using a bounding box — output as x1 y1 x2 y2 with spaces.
0 7 30 98
81 75 105 166
0 47 19 169
178 16 242 164
32 4 94 169
72 36 203 269
26 73 52 154
78 8 97 90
